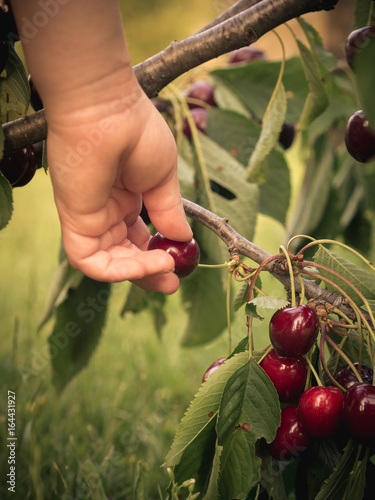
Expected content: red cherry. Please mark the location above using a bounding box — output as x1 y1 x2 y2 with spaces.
228 45 266 64
185 81 216 109
182 107 208 141
0 147 30 185
345 25 375 70
147 232 200 278
267 405 312 461
345 110 375 163
342 383 375 441
202 357 226 383
298 386 344 439
334 362 374 390
259 349 308 403
12 145 37 187
269 305 320 358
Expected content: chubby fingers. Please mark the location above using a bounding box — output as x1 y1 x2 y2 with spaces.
142 170 193 243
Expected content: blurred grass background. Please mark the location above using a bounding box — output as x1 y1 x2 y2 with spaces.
0 0 354 498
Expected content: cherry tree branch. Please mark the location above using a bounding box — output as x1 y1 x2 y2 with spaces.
2 0 339 154
182 198 368 324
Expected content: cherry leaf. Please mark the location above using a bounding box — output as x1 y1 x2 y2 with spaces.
0 171 13 230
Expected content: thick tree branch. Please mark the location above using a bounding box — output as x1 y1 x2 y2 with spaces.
2 0 339 154
182 198 368 324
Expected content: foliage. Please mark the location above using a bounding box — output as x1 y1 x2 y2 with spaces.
1 0 375 498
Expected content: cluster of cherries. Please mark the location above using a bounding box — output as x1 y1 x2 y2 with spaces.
203 304 375 461
180 46 295 151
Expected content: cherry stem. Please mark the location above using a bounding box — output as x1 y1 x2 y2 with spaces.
304 353 323 387
226 269 232 356
291 236 375 274
320 323 346 391
279 246 296 306
324 334 364 386
300 264 375 348
296 273 305 304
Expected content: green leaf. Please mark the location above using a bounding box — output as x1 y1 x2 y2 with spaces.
0 42 29 119
233 282 250 312
120 284 167 338
245 302 264 321
297 40 330 129
48 276 111 391
354 0 374 29
313 246 375 305
246 76 287 183
180 264 228 346
216 359 280 499
164 352 248 469
0 171 13 230
315 440 366 500
258 150 290 225
247 296 289 311
197 132 259 243
0 120 4 160
210 57 308 123
206 107 261 167
79 460 107 500
297 18 336 72
202 441 223 500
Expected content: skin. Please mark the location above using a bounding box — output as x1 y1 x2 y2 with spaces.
10 0 193 293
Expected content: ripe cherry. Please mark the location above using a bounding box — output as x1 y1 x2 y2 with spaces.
267 405 312 461
147 232 200 278
260 349 308 403
202 357 226 383
12 145 37 187
345 25 375 70
182 107 208 141
298 386 344 439
0 147 30 185
334 362 373 390
345 110 375 163
342 383 375 441
269 305 320 358
228 45 266 64
185 81 216 109
278 123 295 150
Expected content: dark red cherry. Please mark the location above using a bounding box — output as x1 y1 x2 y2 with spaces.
182 107 208 141
342 383 375 441
202 357 226 383
148 232 200 278
269 305 320 358
12 145 37 187
185 81 216 109
298 386 344 439
0 147 30 185
345 25 375 70
278 123 295 150
334 362 374 390
345 110 375 163
267 405 312 461
260 349 308 403
228 45 266 64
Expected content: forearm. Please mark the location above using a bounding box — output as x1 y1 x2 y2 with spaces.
10 0 138 117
